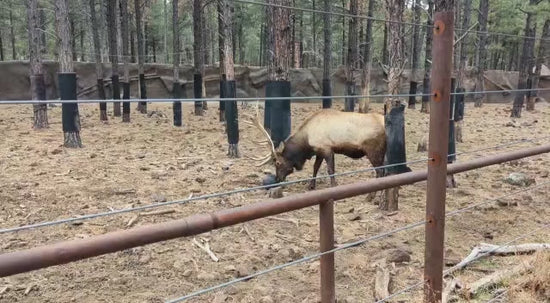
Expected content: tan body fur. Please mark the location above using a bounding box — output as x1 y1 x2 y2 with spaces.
275 109 386 189
291 109 385 159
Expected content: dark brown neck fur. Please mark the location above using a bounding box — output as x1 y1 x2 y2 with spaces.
282 135 314 171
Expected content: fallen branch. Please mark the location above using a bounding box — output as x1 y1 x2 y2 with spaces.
267 216 299 227
54 169 71 176
113 189 136 195
140 209 175 217
0 286 9 295
464 261 533 298
273 233 295 243
126 214 140 227
240 224 255 242
449 243 550 273
24 284 36 295
192 238 219 262
126 209 175 228
442 278 460 303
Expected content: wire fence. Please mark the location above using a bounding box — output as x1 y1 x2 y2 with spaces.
2 134 548 235
376 221 550 303
1 88 549 105
165 181 550 302
0 157 428 234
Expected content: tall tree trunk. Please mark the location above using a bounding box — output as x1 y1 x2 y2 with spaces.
9 1 16 60
266 0 292 146
144 20 149 62
291 1 296 67
135 0 147 113
27 0 49 129
382 22 388 66
455 0 471 143
474 0 488 107
385 0 405 108
408 0 422 109
511 0 537 118
193 0 204 115
359 0 375 113
237 12 245 64
380 0 406 211
89 0 107 121
344 0 358 112
202 9 210 66
527 19 550 111
0 29 4 61
173 0 182 127
80 21 85 62
107 0 121 116
457 0 471 87
152 37 157 62
508 41 517 71
120 0 131 122
218 0 226 121
421 0 434 114
358 1 364 69
56 0 82 148
321 0 332 109
202 7 209 111
220 0 239 157
70 16 76 61
453 0 461 71
39 7 46 56
341 0 346 66
260 24 265 66
164 0 168 63
130 28 136 63
299 10 304 67
311 0 316 67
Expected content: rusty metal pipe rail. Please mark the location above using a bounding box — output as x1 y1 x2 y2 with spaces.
0 143 549 278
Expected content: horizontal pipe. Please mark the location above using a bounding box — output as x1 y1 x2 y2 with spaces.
0 144 549 277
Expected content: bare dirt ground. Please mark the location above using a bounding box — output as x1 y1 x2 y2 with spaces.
0 101 549 303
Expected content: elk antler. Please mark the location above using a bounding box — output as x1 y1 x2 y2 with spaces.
243 102 277 167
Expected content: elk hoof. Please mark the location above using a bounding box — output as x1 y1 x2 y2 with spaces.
308 181 316 190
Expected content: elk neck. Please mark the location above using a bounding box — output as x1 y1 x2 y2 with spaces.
281 132 314 171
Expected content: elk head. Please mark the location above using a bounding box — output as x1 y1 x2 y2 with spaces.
243 104 294 183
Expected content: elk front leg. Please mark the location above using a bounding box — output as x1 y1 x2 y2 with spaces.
325 152 337 187
308 156 324 190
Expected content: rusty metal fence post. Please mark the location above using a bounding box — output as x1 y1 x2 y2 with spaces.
319 199 335 302
423 0 454 302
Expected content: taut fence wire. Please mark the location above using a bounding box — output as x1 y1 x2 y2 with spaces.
1 88 549 105
166 182 550 302
2 135 548 235
375 222 550 302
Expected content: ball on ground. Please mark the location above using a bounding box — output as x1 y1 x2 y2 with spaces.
262 173 278 189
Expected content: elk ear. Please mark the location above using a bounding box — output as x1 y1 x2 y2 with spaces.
276 142 285 153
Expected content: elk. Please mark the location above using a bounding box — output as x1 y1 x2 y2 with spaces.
244 105 386 190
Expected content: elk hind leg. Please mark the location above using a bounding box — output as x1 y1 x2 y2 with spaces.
309 156 324 190
325 152 337 187
365 149 385 202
